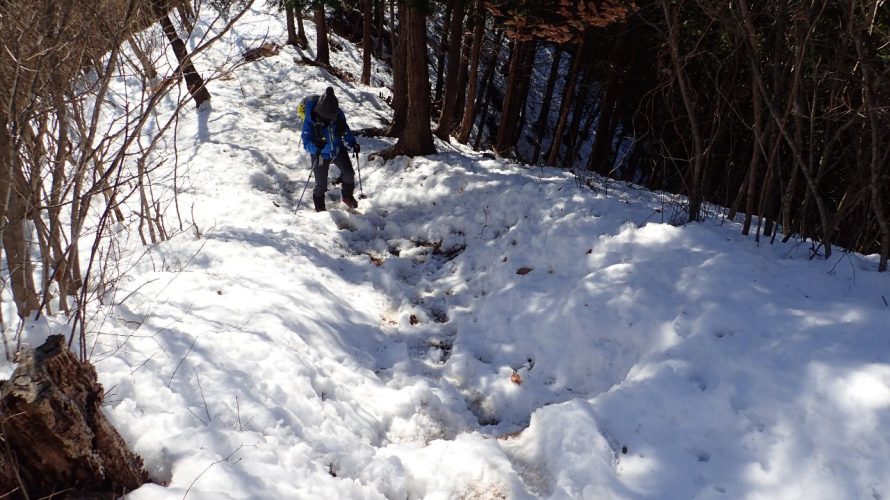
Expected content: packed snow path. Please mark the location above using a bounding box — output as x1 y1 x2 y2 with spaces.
6 8 887 499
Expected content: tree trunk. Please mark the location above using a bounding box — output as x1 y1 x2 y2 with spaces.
50 95 72 313
661 0 704 222
546 37 586 166
566 57 595 167
434 0 467 140
1 206 39 319
0 335 148 498
0 118 40 318
575 96 601 168
456 3 487 144
494 39 536 155
127 36 157 81
386 2 408 137
785 26 807 238
853 3 889 270
177 0 195 32
296 8 309 49
314 4 330 65
756 123 786 241
383 1 436 157
473 32 504 150
754 158 774 244
587 93 619 174
588 25 629 174
362 0 373 85
177 4 194 35
434 1 454 105
512 41 536 152
375 0 385 58
286 3 299 46
389 0 397 60
728 166 750 221
742 58 764 236
452 25 473 130
159 14 211 107
738 0 833 256
531 45 563 164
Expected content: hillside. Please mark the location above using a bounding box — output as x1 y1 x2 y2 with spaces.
3 5 889 499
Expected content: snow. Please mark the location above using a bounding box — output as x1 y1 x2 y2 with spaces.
4 4 890 499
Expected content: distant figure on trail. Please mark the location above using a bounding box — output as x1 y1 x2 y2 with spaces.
301 87 360 212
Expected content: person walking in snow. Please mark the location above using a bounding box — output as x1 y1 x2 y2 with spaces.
302 87 361 212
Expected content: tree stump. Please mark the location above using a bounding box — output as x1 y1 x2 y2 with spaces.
0 335 148 499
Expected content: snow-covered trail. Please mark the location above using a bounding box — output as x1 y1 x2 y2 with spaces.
7 6 888 499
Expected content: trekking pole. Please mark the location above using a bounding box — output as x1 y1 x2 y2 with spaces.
354 150 366 199
294 158 315 212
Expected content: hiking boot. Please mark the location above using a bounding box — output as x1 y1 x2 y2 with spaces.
342 195 358 209
313 194 326 212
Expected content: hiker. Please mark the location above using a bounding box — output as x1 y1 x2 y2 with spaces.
301 87 361 212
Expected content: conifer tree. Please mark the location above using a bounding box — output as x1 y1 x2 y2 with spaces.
380 0 436 157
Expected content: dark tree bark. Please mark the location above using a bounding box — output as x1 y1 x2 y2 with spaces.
375 0 385 58
512 42 536 148
451 23 475 128
314 4 330 65
0 335 148 498
456 2 487 144
573 78 603 168
754 129 782 244
296 7 309 48
472 32 504 149
389 0 397 59
452 26 472 128
1 205 39 318
286 3 299 46
473 91 492 149
530 45 563 164
739 0 832 253
494 39 536 155
386 2 408 137
853 5 889 271
128 36 157 81
588 25 629 174
362 0 372 84
177 4 194 34
381 1 435 158
661 0 703 222
742 58 764 236
565 57 596 167
158 14 211 107
0 117 40 318
434 0 467 139
546 36 586 166
49 95 74 313
434 1 454 105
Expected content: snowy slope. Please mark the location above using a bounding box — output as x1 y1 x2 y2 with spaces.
5 4 890 499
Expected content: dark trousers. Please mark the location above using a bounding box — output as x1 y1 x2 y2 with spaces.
312 148 355 203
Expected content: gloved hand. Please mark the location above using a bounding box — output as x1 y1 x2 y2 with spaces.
306 142 318 155
352 143 361 154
